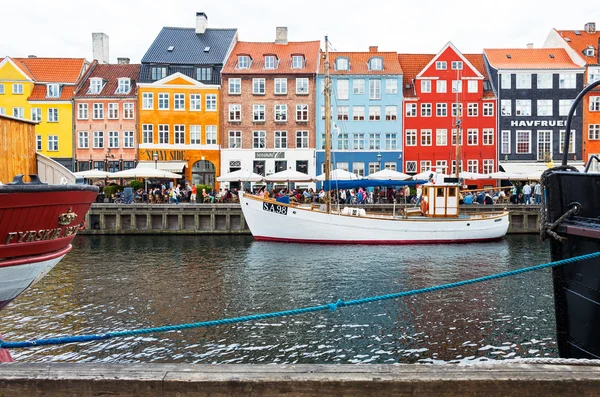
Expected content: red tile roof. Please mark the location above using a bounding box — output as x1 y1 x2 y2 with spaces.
320 52 403 75
12 57 87 83
222 41 321 74
483 48 581 69
0 57 36 80
555 28 600 65
75 63 141 98
28 84 76 101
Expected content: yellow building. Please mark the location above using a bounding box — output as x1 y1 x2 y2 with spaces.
0 57 89 170
137 72 221 186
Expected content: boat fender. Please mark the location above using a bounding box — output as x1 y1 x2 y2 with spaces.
78 220 86 231
420 198 429 215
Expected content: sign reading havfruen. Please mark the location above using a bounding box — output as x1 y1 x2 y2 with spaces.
510 120 566 127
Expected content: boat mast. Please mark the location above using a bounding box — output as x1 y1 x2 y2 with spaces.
454 70 461 180
324 35 332 213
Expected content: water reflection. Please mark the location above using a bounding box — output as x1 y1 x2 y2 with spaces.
1 235 555 364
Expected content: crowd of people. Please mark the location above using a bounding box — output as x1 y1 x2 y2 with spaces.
460 181 543 205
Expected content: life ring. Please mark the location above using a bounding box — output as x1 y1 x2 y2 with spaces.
78 220 86 231
420 198 429 215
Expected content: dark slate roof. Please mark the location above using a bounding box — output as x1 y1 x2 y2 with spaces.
141 27 237 65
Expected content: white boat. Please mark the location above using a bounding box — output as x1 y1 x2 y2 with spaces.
238 36 509 244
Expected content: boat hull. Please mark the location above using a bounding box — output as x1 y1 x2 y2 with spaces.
239 193 509 244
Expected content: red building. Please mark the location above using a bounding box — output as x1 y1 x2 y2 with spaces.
398 42 497 189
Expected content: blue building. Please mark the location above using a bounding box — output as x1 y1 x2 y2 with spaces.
316 48 403 177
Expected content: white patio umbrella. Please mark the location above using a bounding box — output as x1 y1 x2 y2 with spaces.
316 169 360 181
265 169 314 182
367 169 411 180
109 167 181 179
217 169 264 182
74 169 112 179
412 170 449 180
459 171 488 180
488 171 524 180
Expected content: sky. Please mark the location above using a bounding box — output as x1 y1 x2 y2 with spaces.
1 0 597 63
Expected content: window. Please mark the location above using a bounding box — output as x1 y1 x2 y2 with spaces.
483 159 494 174
589 125 600 140
31 107 41 122
452 129 463 145
452 103 462 117
436 80 447 93
206 126 216 145
467 129 478 145
158 125 169 144
421 103 432 117
353 106 365 120
516 74 532 89
467 159 479 173
296 104 309 122
226 104 240 122
537 130 552 161
353 133 365 149
206 94 216 110
421 129 432 146
369 162 380 174
174 125 185 144
590 97 600 111
174 93 185 110
292 55 304 69
589 67 600 84
253 78 265 94
385 106 397 121
36 135 42 151
559 130 575 153
0 84 3 94
190 94 201 111
353 79 365 94
123 103 134 119
47 83 60 98
275 104 287 121
369 79 381 99
151 67 167 80
238 55 250 69
353 162 365 177
123 131 134 148
483 128 494 145
228 130 241 148
435 160 447 173
11 83 25 96
108 103 118 119
483 103 494 116
467 103 478 117
559 99 574 116
369 106 381 120
420 160 432 173
88 79 102 94
0 107 4 115
385 133 397 149
436 129 447 146
369 58 383 71
436 103 447 117
385 79 398 94
452 80 462 93
451 160 463 175
537 100 553 116
116 78 131 94
337 133 350 149
451 61 463 70
336 162 349 171
274 78 287 94
48 108 58 122
406 129 417 146
516 100 531 116
368 133 381 149
142 93 153 109
436 61 447 70
405 103 417 117
93 131 104 148
78 131 89 148
197 67 212 81
142 124 153 144
92 103 103 119
275 131 287 148
158 93 169 109
190 125 201 145
421 80 432 93
253 131 266 148
108 131 119 148
501 130 511 154
48 136 58 151
229 78 241 94
337 106 349 121
336 57 349 70
405 161 417 173
516 130 531 154
467 80 478 93
559 73 576 89
537 73 553 89
337 79 349 100
501 100 511 116
501 73 511 89
296 78 308 94
253 104 266 122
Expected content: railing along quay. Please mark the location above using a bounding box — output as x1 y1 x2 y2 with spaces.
79 203 539 235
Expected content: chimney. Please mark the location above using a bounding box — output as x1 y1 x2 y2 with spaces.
585 22 596 34
92 33 110 64
369 46 378 52
275 27 288 44
195 12 208 34
28 55 37 58
526 43 534 49
117 57 130 64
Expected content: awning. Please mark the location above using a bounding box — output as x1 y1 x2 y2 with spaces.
137 161 186 173
499 162 551 175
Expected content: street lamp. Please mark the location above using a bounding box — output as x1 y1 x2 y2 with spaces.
153 151 158 169
376 151 382 171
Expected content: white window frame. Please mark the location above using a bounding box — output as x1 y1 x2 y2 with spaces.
405 129 417 146
206 94 217 111
369 106 381 120
253 104 266 122
253 130 266 149
123 103 134 119
515 100 531 116
47 108 58 122
108 103 118 119
369 79 381 100
274 130 288 149
405 103 417 117
93 131 104 148
190 125 201 145
123 130 134 148
228 130 241 148
451 61 463 70
501 74 511 89
292 55 304 69
436 129 447 146
559 99 575 116
142 124 153 144
353 79 365 94
559 130 576 153
296 130 309 149
108 131 119 148
516 74 532 89
174 125 185 145
274 78 287 95
116 78 131 94
78 131 89 148
537 99 553 116
588 125 600 140
420 129 432 146
467 80 478 93
516 130 531 154
467 103 478 117
174 93 185 110
421 103 432 117
142 93 154 109
467 128 478 146
537 73 553 89
483 102 494 116
264 55 276 69
385 106 397 121
501 99 511 116
190 94 201 111
337 79 349 100
483 128 494 145
47 83 60 98
252 78 265 95
228 78 241 94
158 93 169 110
436 103 447 117
296 104 309 122
158 124 169 144
353 106 365 121
275 104 288 122
229 104 242 122
237 55 250 69
385 79 398 94
501 130 511 154
559 73 576 89
421 80 431 93
48 136 59 152
436 80 447 93
590 97 600 112
296 78 309 94
31 107 42 122
436 61 447 70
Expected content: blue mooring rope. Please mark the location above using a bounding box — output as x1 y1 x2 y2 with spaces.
2 251 600 350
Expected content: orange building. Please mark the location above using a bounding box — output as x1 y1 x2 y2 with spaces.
137 73 221 185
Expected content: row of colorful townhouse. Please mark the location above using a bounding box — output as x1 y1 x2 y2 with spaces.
0 12 599 189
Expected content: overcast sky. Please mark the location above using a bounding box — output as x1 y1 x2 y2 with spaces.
1 0 596 63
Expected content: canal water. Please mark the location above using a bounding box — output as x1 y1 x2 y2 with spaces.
1 235 555 364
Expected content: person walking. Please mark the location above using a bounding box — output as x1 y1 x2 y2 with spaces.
522 182 532 205
534 182 542 205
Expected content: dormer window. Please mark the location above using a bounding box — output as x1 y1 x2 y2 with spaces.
264 55 277 69
369 57 383 71
292 55 304 69
436 61 447 70
585 47 595 57
47 83 60 98
451 61 463 70
336 57 349 71
238 55 250 69
88 78 104 94
115 78 131 94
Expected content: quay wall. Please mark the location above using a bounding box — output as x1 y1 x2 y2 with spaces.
79 203 540 235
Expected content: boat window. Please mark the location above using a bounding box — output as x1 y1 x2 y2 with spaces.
423 187 428 196
437 188 444 197
448 187 456 197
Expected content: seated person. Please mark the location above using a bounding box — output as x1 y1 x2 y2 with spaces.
463 193 473 205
